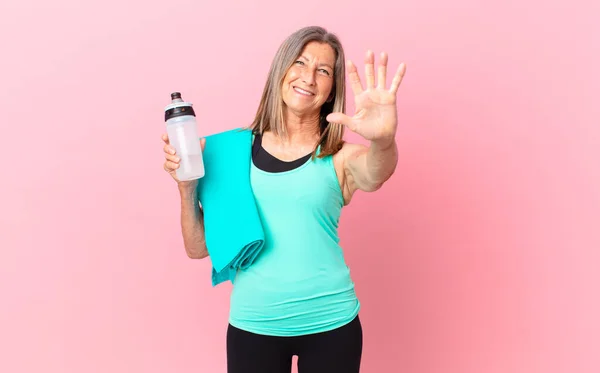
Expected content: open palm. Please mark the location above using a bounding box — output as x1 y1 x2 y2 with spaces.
327 51 406 144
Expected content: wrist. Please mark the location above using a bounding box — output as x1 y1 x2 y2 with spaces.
371 136 396 151
178 181 198 197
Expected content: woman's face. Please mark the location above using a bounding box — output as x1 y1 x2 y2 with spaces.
281 41 335 118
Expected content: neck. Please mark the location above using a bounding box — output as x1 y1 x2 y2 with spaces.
280 108 320 144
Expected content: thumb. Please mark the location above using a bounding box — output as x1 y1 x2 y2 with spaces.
326 112 356 131
200 137 206 151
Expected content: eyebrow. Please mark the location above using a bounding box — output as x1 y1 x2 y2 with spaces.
299 55 334 70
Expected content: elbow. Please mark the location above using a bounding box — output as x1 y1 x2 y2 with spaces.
372 181 385 192
361 181 384 193
363 162 398 193
186 251 209 260
185 246 209 260
362 171 394 192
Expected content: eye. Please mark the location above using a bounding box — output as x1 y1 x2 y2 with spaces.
295 60 305 65
319 69 331 76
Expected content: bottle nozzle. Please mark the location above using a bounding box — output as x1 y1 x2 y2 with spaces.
170 92 184 104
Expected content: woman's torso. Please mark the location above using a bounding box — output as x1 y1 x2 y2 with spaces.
228 132 360 336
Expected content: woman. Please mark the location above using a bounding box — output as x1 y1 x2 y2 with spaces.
162 26 406 373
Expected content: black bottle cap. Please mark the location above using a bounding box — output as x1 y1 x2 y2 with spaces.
165 104 196 121
165 92 196 121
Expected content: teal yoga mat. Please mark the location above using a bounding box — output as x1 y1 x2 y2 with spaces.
196 127 265 286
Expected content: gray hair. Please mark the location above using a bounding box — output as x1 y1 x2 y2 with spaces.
249 26 347 158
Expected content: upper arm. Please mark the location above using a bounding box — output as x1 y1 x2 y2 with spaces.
334 142 379 205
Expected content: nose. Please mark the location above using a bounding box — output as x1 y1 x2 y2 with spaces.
301 66 316 86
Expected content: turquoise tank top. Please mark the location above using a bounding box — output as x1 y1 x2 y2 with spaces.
228 144 360 336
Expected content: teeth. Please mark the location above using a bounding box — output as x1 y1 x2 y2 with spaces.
294 87 313 95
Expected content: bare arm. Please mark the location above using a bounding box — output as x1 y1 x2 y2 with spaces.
344 138 398 195
178 184 209 259
162 132 209 260
327 50 406 202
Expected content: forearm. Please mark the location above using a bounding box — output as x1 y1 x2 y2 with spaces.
363 138 398 190
178 184 209 259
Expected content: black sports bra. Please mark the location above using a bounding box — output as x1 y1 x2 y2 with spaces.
252 132 312 173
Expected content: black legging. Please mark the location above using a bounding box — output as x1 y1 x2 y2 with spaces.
226 315 363 373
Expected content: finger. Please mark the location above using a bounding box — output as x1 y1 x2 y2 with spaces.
389 62 407 94
161 133 170 144
364 50 375 89
164 160 180 171
200 138 206 152
346 60 363 96
326 112 357 132
377 52 388 89
165 153 180 163
163 143 176 155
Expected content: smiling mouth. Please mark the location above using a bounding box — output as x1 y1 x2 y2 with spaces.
293 86 315 96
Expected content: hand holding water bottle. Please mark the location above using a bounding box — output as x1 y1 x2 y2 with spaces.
163 92 206 185
162 133 206 186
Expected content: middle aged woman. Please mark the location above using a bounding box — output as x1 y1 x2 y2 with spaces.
162 25 406 373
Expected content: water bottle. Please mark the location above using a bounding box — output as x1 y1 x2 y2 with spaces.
164 92 205 181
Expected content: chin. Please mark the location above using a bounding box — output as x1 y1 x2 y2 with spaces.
284 98 322 115
285 103 315 116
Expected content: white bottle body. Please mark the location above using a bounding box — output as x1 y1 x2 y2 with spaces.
166 115 205 181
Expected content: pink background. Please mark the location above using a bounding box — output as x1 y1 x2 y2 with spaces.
1 0 599 372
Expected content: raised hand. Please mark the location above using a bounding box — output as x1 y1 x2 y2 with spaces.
326 50 406 145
